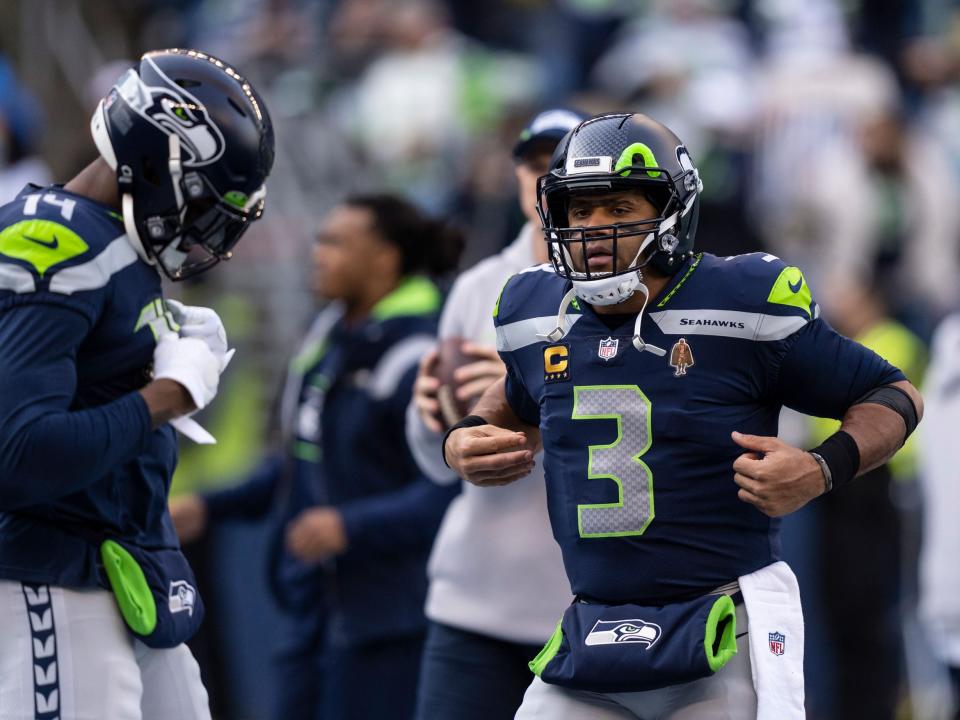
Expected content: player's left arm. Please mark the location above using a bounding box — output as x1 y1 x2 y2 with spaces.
733 318 922 517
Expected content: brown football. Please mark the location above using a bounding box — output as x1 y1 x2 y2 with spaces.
432 336 474 429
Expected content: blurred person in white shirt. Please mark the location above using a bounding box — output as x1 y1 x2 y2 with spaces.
406 108 584 720
918 314 960 715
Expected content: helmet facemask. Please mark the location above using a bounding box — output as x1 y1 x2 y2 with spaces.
130 134 266 280
537 169 690 306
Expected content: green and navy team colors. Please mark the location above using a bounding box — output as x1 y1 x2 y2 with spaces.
0 185 179 587
494 252 904 605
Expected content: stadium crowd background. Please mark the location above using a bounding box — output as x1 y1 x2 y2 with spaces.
1 0 958 717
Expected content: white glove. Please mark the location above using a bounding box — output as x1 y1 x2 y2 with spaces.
165 299 235 372
152 333 221 412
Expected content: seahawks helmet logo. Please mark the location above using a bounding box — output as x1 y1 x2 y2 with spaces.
115 58 226 166
584 618 662 648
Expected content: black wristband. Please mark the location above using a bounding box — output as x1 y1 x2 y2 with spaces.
442 415 488 468
809 430 860 492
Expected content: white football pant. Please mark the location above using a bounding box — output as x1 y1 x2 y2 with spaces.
0 579 210 719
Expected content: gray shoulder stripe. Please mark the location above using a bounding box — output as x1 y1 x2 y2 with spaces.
48 236 138 295
0 263 36 293
519 263 554 274
496 314 582 352
369 334 436 400
649 309 807 341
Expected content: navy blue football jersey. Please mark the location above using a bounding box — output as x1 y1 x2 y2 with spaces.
494 252 904 604
0 185 180 587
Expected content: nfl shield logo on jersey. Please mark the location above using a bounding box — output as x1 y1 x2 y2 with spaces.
768 631 786 656
598 337 619 361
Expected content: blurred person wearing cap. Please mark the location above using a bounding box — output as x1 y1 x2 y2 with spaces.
171 194 462 720
407 107 585 720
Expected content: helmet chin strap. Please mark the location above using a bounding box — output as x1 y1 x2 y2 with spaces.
630 282 666 356
536 280 665 357
537 287 578 344
121 194 153 264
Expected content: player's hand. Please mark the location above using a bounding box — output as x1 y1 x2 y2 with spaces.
169 494 208 544
453 342 507 404
731 431 826 517
152 333 221 413
286 506 348 563
165 299 235 372
445 425 534 487
413 348 443 433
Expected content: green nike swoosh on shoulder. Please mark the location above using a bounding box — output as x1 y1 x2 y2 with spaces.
22 233 59 250
767 266 813 318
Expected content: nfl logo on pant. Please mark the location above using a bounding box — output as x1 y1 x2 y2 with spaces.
768 631 785 656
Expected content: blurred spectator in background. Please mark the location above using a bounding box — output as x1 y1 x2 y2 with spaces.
815 108 960 338
919 313 960 718
170 194 463 720
806 278 926 720
0 56 51 203
591 0 761 258
407 108 583 720
328 0 540 213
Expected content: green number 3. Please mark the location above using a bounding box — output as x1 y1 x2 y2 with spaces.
572 385 655 538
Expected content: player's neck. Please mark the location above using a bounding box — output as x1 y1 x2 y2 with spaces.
63 158 121 211
590 272 671 315
344 275 401 324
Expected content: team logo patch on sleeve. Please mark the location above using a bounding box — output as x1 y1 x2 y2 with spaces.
585 618 662 648
669 338 694 376
598 337 619 361
768 631 786 656
544 344 570 383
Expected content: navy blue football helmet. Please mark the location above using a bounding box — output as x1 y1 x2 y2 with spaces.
91 49 275 280
537 113 702 306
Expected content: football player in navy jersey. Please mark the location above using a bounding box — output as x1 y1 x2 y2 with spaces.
444 113 922 718
0 50 273 719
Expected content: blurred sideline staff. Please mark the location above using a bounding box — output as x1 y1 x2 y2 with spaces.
919 313 960 715
171 194 462 720
407 108 584 720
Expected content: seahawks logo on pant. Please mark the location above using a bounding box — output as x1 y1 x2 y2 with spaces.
22 583 60 719
585 618 662 648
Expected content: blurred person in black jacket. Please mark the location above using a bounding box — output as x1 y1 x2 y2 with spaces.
171 194 463 720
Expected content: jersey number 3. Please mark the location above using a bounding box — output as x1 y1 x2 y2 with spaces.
572 385 654 538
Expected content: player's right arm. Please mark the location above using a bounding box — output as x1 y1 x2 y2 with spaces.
0 301 198 510
444 272 546 486
443 376 538 487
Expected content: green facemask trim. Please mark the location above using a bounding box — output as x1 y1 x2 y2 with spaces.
100 540 157 636
703 594 737 672
767 266 812 318
223 191 249 209
614 142 661 178
528 619 564 677
0 220 89 277
371 276 441 321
